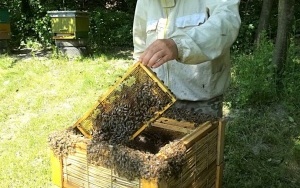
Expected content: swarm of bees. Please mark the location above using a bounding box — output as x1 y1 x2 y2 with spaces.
89 118 188 180
87 140 113 168
87 138 186 181
162 107 218 127
93 67 174 145
48 127 87 158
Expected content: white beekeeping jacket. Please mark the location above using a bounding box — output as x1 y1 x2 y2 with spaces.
133 0 241 101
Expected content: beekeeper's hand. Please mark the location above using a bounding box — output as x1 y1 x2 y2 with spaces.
139 39 178 68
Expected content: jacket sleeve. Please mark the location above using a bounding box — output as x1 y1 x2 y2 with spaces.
132 0 147 61
171 0 241 64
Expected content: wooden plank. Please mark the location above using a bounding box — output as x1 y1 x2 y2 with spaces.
217 120 225 165
88 165 112 177
176 170 195 188
67 153 87 161
151 121 192 134
216 163 224 188
63 175 85 187
193 162 217 188
64 167 87 181
112 176 140 188
184 128 218 159
64 162 87 177
154 117 196 130
88 175 112 187
141 179 159 188
50 150 63 187
72 101 100 138
77 126 92 139
182 121 217 148
63 180 80 188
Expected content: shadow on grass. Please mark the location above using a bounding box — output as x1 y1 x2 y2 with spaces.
2 46 134 68
87 46 133 60
223 103 300 187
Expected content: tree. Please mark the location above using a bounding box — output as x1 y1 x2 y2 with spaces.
255 0 274 47
272 0 295 83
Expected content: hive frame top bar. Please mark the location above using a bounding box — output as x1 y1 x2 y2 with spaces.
98 62 176 104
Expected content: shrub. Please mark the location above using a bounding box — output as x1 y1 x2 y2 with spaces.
229 34 277 108
88 9 133 51
281 38 300 106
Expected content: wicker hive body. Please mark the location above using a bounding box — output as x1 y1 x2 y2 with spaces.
49 62 225 188
50 117 225 188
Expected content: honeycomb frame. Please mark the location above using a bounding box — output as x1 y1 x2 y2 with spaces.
72 62 177 140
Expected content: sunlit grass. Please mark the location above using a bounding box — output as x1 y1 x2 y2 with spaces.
0 52 134 187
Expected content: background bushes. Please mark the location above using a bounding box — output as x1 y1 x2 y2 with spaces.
89 9 133 51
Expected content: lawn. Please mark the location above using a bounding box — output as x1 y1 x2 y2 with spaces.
0 49 299 188
0 50 134 187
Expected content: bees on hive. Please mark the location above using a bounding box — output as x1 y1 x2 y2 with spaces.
93 78 173 145
87 140 113 168
163 107 218 127
48 128 87 158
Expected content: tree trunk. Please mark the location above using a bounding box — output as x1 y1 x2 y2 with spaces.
272 0 295 82
255 0 274 47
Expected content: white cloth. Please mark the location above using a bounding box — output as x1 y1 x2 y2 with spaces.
133 0 241 101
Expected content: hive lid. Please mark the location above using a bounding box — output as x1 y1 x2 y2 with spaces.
72 62 176 141
47 10 89 18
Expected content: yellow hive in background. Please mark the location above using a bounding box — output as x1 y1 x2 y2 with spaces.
0 23 10 39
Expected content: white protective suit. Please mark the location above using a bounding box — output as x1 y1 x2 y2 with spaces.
133 0 241 101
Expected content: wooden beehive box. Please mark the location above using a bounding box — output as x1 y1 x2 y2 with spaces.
49 116 225 188
47 11 90 40
0 8 11 40
49 62 225 188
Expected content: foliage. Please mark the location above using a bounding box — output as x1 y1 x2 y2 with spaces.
88 8 133 51
281 38 300 106
1 0 299 51
1 0 136 49
232 0 262 53
1 0 52 48
229 33 277 108
229 33 300 109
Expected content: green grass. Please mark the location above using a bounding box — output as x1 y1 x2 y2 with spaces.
0 49 299 188
223 104 300 187
0 51 134 187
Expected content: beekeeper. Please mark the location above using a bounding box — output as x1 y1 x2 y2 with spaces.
133 0 241 118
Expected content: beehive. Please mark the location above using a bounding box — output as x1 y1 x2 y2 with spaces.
47 11 89 40
49 116 225 188
0 8 11 40
49 62 225 187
